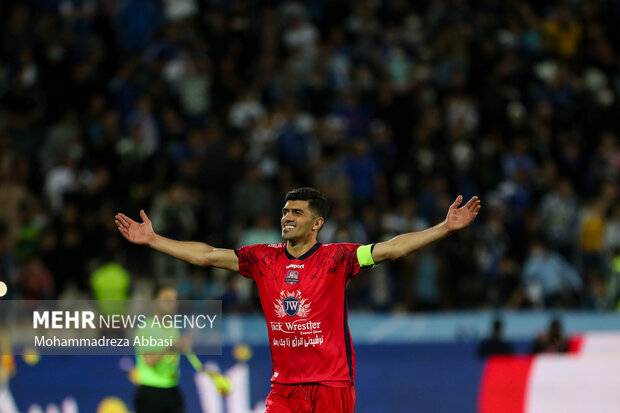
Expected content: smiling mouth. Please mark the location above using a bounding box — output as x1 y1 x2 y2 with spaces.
282 224 295 231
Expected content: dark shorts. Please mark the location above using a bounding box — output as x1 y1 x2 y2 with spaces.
134 385 186 413
265 382 355 413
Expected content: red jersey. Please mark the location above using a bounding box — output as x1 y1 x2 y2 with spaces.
235 242 363 387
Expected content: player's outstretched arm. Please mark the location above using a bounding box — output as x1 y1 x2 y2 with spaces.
371 195 481 264
115 210 239 271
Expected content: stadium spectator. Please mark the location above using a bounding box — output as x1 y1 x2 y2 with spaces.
90 258 131 316
604 205 620 254
177 267 216 302
579 196 608 278
522 237 582 308
537 178 580 261
150 183 197 281
15 256 54 300
237 214 281 248
478 319 514 358
531 318 569 354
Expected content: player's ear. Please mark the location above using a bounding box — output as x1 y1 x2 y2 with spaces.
313 217 324 231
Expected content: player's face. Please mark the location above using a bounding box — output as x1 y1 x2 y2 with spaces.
281 200 321 241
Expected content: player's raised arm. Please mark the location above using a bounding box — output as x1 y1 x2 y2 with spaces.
114 210 239 271
371 195 481 264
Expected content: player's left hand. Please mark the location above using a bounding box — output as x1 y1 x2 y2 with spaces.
445 195 481 231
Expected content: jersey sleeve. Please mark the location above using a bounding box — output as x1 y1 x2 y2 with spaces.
338 243 363 279
340 243 377 279
234 245 259 279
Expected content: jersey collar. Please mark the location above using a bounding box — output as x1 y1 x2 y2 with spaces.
284 242 321 261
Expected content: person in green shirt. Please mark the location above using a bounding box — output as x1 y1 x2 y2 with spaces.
90 261 131 318
134 284 191 413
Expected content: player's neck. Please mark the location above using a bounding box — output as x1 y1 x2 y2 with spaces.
286 238 318 259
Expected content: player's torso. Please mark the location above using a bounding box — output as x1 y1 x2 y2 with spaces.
242 242 358 385
255 243 347 343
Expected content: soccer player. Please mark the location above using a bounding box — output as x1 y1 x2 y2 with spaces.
115 187 481 412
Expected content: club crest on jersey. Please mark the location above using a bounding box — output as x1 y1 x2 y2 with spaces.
285 270 299 285
274 290 310 318
283 297 299 316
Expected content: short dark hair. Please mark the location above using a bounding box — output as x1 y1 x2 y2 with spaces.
284 187 329 218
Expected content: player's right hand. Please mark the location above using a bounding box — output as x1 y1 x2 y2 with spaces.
115 210 156 245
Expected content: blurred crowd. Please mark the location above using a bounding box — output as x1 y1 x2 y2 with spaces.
1 0 620 312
